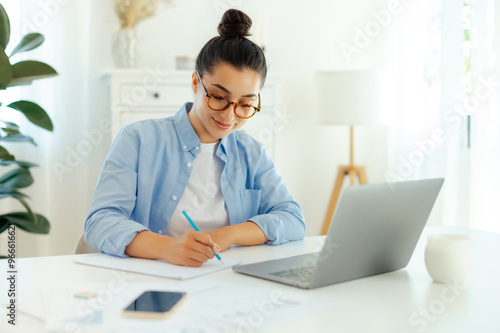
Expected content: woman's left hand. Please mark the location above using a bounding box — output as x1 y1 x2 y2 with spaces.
204 226 234 252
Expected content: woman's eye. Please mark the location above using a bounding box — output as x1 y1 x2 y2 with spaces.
213 96 226 101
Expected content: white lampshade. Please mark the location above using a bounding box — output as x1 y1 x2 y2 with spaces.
315 71 381 125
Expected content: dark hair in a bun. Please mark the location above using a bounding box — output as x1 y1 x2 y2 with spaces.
217 9 252 37
196 9 267 86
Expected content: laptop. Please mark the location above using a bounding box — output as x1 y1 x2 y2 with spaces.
233 178 444 289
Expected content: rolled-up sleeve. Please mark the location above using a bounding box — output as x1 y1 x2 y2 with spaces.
247 149 306 245
84 127 149 257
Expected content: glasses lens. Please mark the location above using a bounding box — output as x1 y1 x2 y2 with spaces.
235 105 256 118
208 96 230 111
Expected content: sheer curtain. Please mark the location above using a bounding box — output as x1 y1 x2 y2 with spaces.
10 1 114 257
383 0 445 225
469 0 500 232
385 0 500 232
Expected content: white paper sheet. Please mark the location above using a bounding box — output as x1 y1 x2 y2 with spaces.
73 253 240 280
41 278 333 333
182 278 333 332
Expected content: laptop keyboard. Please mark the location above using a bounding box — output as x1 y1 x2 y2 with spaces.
269 265 316 283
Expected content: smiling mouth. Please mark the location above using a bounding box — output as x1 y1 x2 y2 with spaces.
213 118 233 129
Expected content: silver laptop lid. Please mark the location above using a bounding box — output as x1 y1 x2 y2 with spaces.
309 178 444 288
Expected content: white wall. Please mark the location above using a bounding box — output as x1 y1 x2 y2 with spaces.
136 0 389 236
10 0 389 257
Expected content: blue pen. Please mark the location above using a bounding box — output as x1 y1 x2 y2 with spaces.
182 210 224 264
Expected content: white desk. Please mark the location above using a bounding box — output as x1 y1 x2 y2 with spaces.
1 226 499 332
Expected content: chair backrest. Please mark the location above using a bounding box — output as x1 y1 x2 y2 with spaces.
74 234 99 254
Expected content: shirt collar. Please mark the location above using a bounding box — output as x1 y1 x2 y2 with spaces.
218 136 229 162
173 102 201 152
174 102 230 160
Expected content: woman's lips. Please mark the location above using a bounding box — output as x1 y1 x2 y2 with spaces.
213 118 233 130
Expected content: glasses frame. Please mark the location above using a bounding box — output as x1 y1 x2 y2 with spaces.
196 71 261 119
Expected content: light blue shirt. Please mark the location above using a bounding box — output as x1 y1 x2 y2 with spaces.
85 102 306 257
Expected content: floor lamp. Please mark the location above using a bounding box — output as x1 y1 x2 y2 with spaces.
316 71 380 236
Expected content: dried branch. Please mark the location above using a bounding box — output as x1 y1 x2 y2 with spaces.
114 0 175 29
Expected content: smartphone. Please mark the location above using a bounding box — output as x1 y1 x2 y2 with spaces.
122 290 187 319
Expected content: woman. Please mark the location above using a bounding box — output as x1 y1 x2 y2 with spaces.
85 9 305 267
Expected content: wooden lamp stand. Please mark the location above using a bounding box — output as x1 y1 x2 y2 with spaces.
320 125 367 235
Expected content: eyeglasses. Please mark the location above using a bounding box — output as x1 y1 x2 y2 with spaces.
196 71 261 119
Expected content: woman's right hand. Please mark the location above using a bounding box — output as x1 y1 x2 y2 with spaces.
160 230 220 267
125 230 220 267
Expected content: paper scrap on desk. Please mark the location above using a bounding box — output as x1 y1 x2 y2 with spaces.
43 282 226 332
183 278 333 331
73 253 240 279
43 279 334 333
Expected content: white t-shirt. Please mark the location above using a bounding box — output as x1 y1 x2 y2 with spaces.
166 141 229 237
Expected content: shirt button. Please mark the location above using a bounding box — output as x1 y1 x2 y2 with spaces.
183 145 187 149
172 195 178 200
158 230 163 234
187 162 192 167
195 146 200 150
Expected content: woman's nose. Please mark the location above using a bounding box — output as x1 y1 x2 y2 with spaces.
220 104 235 122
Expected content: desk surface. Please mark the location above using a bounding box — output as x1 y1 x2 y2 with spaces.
1 226 499 333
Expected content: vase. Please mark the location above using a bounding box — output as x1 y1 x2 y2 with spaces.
111 28 141 68
425 234 472 284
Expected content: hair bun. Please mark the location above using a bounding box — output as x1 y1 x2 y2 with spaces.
217 9 252 37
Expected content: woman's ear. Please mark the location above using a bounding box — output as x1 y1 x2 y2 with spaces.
191 71 198 95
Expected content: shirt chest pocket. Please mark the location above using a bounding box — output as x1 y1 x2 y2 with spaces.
239 189 262 219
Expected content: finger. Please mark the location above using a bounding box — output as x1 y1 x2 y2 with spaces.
190 241 215 259
189 230 214 247
187 247 212 262
182 257 205 267
185 231 217 259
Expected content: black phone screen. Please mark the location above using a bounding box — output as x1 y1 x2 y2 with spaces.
124 291 185 313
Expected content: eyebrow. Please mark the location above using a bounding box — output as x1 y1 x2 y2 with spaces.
211 83 257 98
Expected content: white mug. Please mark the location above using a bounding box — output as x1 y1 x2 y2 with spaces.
424 233 472 284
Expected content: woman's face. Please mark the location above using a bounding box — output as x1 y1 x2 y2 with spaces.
189 62 262 143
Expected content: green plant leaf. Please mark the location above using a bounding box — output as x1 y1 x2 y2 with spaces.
0 4 10 50
6 100 53 131
1 122 35 143
0 217 8 233
0 120 20 131
0 185 29 199
0 212 50 234
0 47 12 89
9 60 57 86
0 145 14 160
9 33 44 57
1 127 20 135
0 159 38 167
0 132 36 145
13 195 36 222
0 167 33 189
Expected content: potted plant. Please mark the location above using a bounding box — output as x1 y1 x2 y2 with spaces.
0 3 58 257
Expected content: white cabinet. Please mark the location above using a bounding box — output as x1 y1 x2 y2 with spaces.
105 69 282 161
